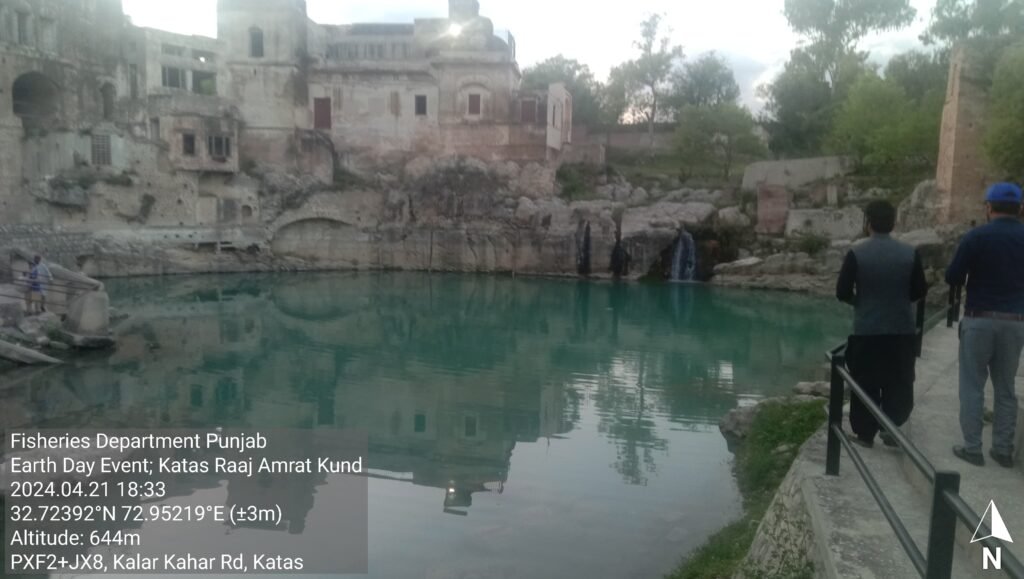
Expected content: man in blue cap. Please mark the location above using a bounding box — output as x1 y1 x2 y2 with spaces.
946 182 1024 467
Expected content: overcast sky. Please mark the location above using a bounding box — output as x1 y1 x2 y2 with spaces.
122 0 938 110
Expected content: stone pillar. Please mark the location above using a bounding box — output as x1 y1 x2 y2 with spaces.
935 45 998 226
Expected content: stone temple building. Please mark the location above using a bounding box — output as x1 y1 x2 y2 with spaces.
0 0 576 239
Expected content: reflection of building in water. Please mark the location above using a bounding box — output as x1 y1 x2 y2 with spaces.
238 333 568 512
332 378 566 514
3 280 572 515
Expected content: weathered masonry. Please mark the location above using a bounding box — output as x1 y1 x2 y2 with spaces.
0 0 577 229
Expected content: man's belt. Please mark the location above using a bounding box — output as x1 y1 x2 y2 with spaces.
964 310 1024 322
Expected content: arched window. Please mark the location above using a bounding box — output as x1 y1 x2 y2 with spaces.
12 72 60 127
100 83 115 120
249 27 264 58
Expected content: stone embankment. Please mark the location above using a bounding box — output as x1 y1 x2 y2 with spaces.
4 157 958 294
5 157 759 282
729 325 1023 578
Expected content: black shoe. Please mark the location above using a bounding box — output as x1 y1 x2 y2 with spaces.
851 436 874 449
880 431 898 448
989 449 1014 468
953 445 985 466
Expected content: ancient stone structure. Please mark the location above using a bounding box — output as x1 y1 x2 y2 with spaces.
935 45 1001 225
0 0 589 266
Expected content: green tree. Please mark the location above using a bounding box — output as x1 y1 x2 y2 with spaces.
676 104 766 180
758 52 836 157
884 50 949 103
667 52 741 117
601 71 630 127
922 0 1024 46
984 42 1024 178
522 56 606 126
609 14 684 148
784 0 916 90
828 74 942 170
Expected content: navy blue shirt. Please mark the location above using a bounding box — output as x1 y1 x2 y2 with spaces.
945 217 1024 315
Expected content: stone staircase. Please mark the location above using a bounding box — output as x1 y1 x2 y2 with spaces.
768 325 1024 578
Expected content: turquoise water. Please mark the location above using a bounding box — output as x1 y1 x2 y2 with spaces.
2 273 849 578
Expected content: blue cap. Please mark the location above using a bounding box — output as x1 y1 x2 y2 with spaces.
986 182 1023 204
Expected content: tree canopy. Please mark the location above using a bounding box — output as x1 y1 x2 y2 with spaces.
921 0 1024 46
985 41 1024 179
828 73 941 171
758 50 849 157
667 52 741 115
676 103 765 180
522 56 609 126
783 0 916 89
760 0 919 157
607 14 683 147
883 50 949 103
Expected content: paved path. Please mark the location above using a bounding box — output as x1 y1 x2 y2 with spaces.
795 324 1024 578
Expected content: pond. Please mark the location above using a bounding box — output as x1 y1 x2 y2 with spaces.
1 273 850 578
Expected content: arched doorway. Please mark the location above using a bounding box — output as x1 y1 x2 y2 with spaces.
12 72 60 127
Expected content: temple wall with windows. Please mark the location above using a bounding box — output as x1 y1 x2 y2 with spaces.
0 0 582 247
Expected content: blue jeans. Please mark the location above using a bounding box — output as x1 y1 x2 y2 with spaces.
959 317 1024 454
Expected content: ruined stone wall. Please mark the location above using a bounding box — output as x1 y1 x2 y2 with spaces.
0 0 605 282
935 45 999 225
741 156 852 191
0 224 94 272
573 125 676 155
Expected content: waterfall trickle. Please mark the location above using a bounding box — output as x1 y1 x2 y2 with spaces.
670 229 697 282
576 221 592 276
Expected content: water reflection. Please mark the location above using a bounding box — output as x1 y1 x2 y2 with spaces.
1 272 848 578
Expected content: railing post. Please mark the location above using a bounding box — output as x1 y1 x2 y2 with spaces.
947 285 961 328
925 471 960 579
826 352 846 476
916 298 926 357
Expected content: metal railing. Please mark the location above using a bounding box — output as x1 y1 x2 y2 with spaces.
825 285 1024 579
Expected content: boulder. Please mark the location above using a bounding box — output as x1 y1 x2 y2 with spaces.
628 187 650 206
711 190 736 207
663 189 687 202
718 206 752 229
512 162 555 197
63 291 112 344
620 202 717 236
0 339 62 365
793 381 831 398
900 228 949 270
899 228 942 249
758 252 820 275
713 257 763 274
719 404 761 441
17 312 61 340
898 180 943 231
785 207 865 240
514 197 539 225
57 331 116 349
719 395 826 443
594 184 615 200
612 184 632 201
0 285 23 328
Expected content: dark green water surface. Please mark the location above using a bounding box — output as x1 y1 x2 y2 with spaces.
2 273 849 578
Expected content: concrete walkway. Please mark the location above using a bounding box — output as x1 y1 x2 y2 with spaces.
791 324 1023 578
